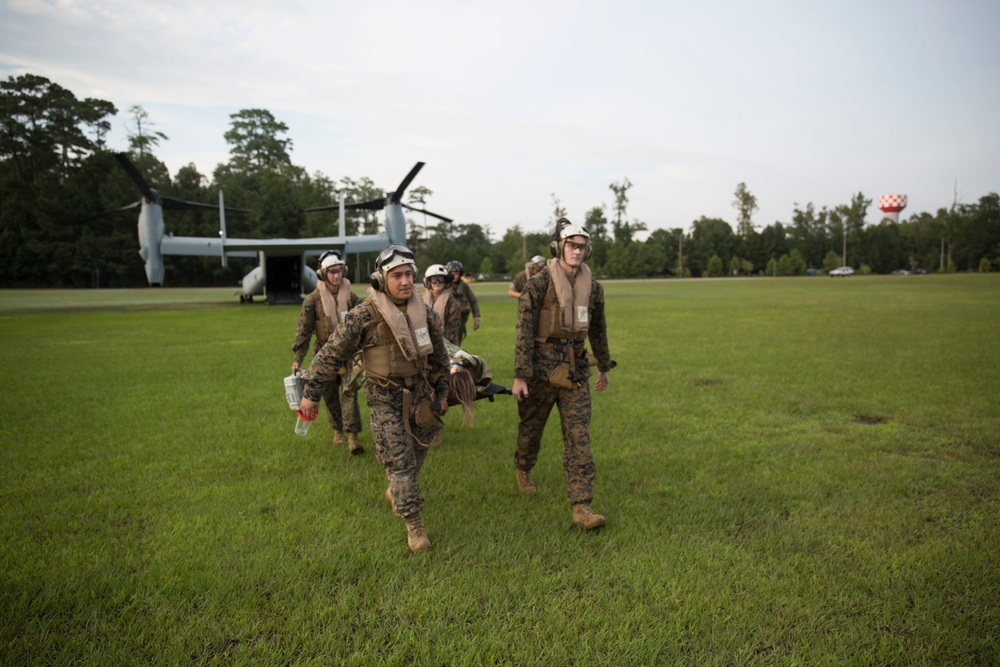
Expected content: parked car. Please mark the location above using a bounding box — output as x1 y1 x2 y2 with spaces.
830 266 854 277
890 269 912 275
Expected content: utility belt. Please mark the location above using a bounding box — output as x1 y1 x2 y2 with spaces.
366 367 444 449
535 337 586 350
366 369 422 389
537 338 596 390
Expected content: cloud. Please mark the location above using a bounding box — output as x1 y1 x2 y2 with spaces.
2 0 999 233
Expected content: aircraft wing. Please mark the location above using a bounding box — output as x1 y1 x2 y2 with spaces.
159 234 392 258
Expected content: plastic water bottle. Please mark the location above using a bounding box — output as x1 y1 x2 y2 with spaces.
294 409 316 437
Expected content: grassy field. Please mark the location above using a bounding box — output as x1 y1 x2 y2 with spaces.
1 275 998 665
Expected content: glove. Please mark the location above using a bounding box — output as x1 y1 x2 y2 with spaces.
473 317 481 330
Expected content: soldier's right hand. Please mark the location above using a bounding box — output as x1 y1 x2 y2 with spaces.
298 397 319 419
292 361 301 373
512 378 529 401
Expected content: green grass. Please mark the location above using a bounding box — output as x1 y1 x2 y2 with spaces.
1 275 998 665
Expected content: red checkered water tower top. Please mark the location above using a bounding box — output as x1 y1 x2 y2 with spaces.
878 194 907 222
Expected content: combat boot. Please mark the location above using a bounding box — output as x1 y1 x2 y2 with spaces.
405 514 431 552
385 486 395 510
332 431 345 446
572 503 606 530
348 433 364 455
516 469 537 494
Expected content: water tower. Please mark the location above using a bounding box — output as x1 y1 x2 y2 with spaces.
878 194 907 223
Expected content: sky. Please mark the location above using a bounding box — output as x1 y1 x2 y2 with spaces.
2 0 999 239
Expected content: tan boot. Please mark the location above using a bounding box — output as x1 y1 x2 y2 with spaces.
385 487 395 511
405 514 431 552
332 431 345 446
572 503 606 530
348 433 364 455
516 469 537 494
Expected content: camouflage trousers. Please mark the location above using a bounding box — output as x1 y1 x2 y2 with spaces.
456 311 470 346
367 379 442 519
321 374 362 434
515 376 596 505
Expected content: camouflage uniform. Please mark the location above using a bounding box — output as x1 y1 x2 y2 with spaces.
426 290 463 345
509 269 529 295
514 267 614 505
450 279 480 345
292 286 363 435
302 299 450 518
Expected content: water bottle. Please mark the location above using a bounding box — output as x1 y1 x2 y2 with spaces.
294 409 316 437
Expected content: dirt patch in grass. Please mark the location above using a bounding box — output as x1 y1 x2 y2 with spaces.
854 415 887 425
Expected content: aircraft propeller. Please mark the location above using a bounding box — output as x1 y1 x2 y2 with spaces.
305 161 452 222
113 153 232 213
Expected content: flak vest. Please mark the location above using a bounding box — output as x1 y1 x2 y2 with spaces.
360 301 428 382
535 278 588 344
314 300 334 352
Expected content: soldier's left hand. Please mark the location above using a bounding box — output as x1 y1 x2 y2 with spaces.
473 317 481 330
595 372 609 392
435 399 448 415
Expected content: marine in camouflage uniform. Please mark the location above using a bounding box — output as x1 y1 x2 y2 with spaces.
447 261 480 345
513 220 615 530
292 252 363 452
509 269 530 297
421 264 463 344
508 255 546 299
300 245 449 552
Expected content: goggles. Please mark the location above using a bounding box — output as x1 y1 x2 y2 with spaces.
319 250 344 270
376 244 417 275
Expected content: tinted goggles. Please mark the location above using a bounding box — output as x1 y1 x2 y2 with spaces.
375 244 415 270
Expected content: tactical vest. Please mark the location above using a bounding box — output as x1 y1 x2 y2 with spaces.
360 301 428 381
314 296 333 348
535 276 588 343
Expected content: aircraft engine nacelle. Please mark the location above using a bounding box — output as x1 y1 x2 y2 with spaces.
241 266 265 299
137 201 165 286
301 265 318 294
385 205 407 245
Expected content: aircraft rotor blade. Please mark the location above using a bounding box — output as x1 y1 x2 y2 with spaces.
161 196 248 213
114 153 155 201
78 200 142 223
402 203 452 223
389 162 425 204
345 197 388 211
304 203 339 213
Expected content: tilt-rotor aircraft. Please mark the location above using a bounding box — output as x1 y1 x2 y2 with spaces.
109 154 451 304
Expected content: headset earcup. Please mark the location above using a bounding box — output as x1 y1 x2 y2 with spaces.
549 240 559 257
370 271 383 292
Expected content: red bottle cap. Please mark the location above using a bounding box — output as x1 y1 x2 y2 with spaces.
297 409 316 421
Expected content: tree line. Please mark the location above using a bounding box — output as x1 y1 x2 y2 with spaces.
2 73 997 289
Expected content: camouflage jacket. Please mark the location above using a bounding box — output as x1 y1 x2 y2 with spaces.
514 266 614 380
302 297 450 403
292 286 361 363
437 294 463 344
509 270 529 294
450 280 480 318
